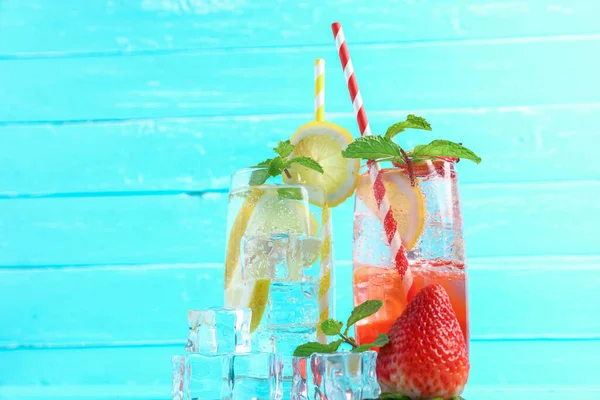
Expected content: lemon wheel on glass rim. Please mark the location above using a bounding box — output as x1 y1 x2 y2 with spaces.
284 121 360 207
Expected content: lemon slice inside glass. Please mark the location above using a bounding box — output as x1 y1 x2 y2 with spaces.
224 189 320 332
356 170 425 251
284 121 359 207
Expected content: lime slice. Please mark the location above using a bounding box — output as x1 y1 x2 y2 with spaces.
284 121 360 207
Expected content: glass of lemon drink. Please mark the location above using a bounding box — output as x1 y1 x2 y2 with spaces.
224 121 360 377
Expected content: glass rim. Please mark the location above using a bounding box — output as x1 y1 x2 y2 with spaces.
231 166 327 195
360 158 457 168
232 166 268 174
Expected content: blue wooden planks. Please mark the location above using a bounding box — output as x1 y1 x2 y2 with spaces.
1 182 599 267
1 0 600 396
2 104 600 195
2 38 600 122
2 257 599 348
1 0 599 56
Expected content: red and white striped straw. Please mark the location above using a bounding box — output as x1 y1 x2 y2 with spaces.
332 22 412 291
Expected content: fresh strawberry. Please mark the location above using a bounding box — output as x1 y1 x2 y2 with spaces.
376 284 469 399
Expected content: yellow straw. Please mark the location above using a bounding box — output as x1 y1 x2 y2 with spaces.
314 58 325 122
314 58 331 343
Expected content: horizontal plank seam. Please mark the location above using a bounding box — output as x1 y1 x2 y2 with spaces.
2 179 600 201
0 188 228 200
1 101 600 127
2 255 600 271
1 32 599 61
2 335 600 351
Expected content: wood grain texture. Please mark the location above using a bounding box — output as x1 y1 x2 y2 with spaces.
1 340 598 394
1 0 599 56
1 0 599 395
1 182 599 267
2 37 599 122
1 257 599 347
2 103 599 196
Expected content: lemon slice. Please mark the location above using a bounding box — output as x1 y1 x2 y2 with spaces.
245 193 320 277
224 189 319 332
245 192 319 238
356 170 425 250
284 121 359 207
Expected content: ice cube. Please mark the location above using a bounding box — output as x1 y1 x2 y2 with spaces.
186 307 251 354
187 352 284 399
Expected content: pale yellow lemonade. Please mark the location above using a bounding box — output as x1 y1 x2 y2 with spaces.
224 180 329 356
223 121 360 363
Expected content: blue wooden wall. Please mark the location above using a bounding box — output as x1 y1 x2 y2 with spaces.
1 1 600 399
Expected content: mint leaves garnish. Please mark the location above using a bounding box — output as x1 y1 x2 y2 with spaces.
343 136 481 165
250 140 323 186
412 139 481 164
342 136 401 160
293 300 389 357
384 114 432 140
353 334 390 353
292 339 345 357
274 140 295 158
345 299 383 335
342 115 482 172
287 156 324 173
320 319 343 335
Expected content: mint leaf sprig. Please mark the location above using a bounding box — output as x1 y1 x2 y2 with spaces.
341 115 482 186
343 136 481 165
385 114 432 140
293 300 389 357
249 140 324 186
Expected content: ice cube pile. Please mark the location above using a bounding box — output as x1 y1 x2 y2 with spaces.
172 307 283 400
171 306 381 400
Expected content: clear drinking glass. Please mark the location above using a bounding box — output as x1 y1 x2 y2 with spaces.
224 167 333 362
290 351 380 400
353 160 469 347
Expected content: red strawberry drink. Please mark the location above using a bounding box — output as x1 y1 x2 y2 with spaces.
353 160 469 347
331 21 480 398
